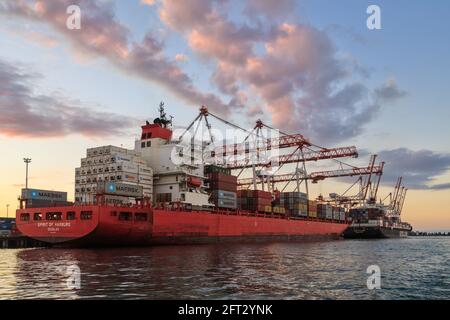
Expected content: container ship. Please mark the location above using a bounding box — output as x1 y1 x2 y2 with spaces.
343 177 412 239
15 104 385 247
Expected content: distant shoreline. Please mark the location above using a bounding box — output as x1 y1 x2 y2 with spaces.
409 232 450 237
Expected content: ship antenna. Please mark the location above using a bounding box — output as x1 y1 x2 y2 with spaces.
159 101 166 119
156 101 173 128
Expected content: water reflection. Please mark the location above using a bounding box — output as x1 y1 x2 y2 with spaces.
0 238 448 299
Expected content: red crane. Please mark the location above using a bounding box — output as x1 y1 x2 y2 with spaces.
221 146 358 169
237 156 383 186
176 106 362 199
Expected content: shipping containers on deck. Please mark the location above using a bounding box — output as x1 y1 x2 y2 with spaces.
332 206 346 221
210 190 237 209
237 189 272 213
205 165 237 209
308 200 318 218
280 192 308 217
317 204 333 219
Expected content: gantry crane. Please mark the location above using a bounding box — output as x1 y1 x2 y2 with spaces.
382 177 408 218
237 155 384 207
176 106 361 200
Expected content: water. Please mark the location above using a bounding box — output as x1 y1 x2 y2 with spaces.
0 238 448 300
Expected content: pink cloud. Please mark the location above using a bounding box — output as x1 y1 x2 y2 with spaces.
1 0 406 144
1 0 231 114
157 1 403 143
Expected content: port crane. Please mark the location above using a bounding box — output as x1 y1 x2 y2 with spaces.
381 177 408 218
237 155 384 207
176 106 362 200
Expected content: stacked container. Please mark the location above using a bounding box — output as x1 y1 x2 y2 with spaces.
210 190 237 209
367 208 385 220
332 207 340 220
348 208 368 221
308 200 318 218
238 189 272 212
280 192 308 217
317 204 333 219
339 208 346 221
272 206 286 215
204 164 231 175
207 173 237 192
205 165 237 209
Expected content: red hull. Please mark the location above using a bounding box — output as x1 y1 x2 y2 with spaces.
16 205 349 247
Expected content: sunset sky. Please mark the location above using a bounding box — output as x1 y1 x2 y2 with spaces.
0 0 449 231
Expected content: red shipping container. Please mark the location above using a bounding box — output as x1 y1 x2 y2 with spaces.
251 190 272 199
207 173 237 184
209 181 237 192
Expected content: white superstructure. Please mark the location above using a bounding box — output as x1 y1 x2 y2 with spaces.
134 122 211 208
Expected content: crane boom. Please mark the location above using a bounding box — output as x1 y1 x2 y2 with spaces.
237 163 383 186
210 133 311 158
221 146 358 169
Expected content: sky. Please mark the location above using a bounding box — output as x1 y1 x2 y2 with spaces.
0 0 449 231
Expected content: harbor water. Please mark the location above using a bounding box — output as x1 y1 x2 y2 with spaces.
0 237 448 300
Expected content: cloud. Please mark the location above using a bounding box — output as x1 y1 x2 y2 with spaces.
374 77 407 103
244 0 296 20
1 0 407 144
0 58 136 138
175 53 188 62
140 0 157 6
157 1 406 144
0 0 231 114
377 148 450 190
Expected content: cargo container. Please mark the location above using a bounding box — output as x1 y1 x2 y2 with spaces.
317 204 333 219
348 208 368 221
287 209 308 217
279 192 308 217
208 181 237 192
211 190 236 200
210 189 237 209
215 198 237 209
237 189 272 211
206 172 237 184
273 206 286 214
308 211 317 218
332 207 340 220
204 164 231 175
308 200 318 218
308 200 317 211
280 192 308 199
